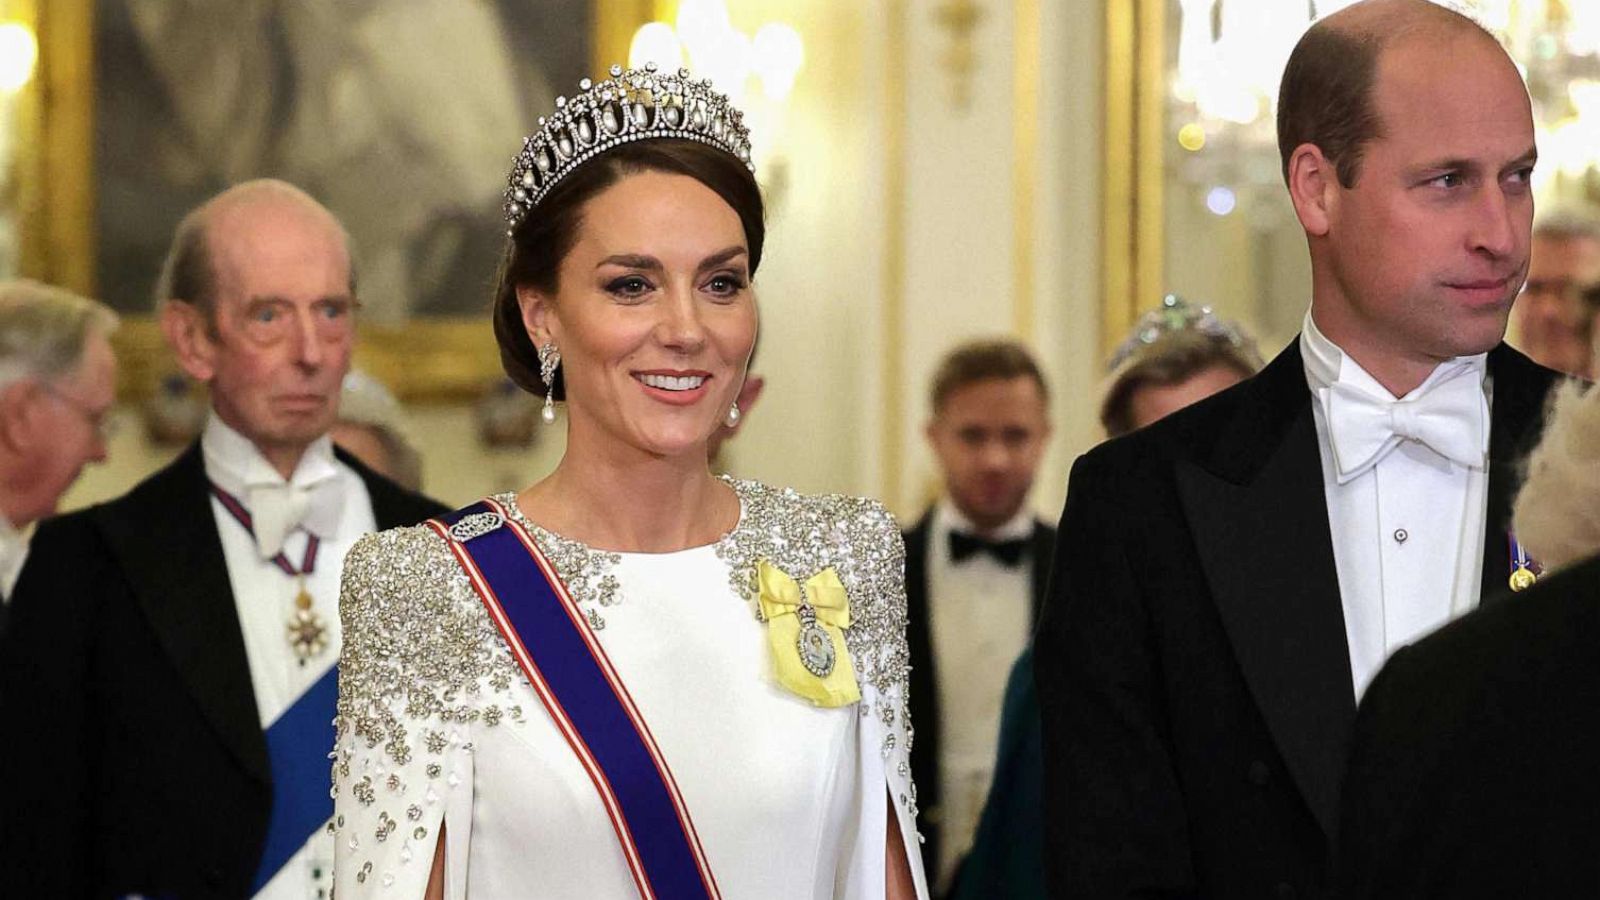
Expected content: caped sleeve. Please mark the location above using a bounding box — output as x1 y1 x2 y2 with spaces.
837 499 930 900
331 527 481 899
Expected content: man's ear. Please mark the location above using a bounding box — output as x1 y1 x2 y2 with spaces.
159 299 218 383
0 380 40 452
1287 143 1338 238
517 285 558 347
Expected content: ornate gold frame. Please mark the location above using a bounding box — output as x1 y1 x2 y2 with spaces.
1100 0 1165 359
12 0 652 404
12 0 93 296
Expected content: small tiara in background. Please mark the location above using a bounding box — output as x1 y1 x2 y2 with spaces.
1107 294 1261 373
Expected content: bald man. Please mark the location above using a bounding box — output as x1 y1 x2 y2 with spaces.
1034 3 1559 897
0 181 446 899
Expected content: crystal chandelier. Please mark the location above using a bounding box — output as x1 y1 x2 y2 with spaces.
1170 0 1600 217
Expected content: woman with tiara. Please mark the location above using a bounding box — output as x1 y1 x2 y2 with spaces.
330 65 925 900
950 296 1260 900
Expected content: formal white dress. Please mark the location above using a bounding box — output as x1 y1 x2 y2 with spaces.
332 480 927 899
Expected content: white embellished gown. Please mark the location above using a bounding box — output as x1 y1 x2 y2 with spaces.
331 480 928 899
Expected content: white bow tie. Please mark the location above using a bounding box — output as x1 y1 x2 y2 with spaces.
1324 366 1489 484
245 476 344 559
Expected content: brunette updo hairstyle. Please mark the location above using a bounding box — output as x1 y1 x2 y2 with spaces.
492 138 766 399
1099 331 1261 438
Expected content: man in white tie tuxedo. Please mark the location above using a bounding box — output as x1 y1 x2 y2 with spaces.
0 280 118 615
0 180 446 899
901 338 1055 895
1035 2 1563 898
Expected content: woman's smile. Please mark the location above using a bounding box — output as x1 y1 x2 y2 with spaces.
633 369 712 405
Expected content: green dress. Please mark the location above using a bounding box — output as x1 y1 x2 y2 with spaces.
950 647 1045 900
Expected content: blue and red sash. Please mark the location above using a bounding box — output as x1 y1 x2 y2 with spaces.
427 499 721 900
251 665 338 894
208 482 335 894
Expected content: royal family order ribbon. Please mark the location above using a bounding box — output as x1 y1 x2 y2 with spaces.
756 562 861 708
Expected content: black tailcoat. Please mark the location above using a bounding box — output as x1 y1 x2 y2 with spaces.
1034 342 1558 899
0 443 446 898
904 510 1056 886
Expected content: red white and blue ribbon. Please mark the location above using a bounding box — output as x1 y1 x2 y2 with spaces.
209 483 320 577
427 498 721 900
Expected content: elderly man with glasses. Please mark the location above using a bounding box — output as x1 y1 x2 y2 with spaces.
0 279 118 607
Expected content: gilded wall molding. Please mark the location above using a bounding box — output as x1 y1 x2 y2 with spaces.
1011 0 1040 342
1100 0 1165 359
14 0 95 298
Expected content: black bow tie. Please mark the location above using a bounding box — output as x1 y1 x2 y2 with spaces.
948 531 1030 567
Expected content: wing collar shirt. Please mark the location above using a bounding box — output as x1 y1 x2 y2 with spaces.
201 414 376 899
0 512 29 601
928 498 1035 892
1301 311 1490 700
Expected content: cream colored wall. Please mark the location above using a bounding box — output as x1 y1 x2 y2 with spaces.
1162 178 1309 355
62 0 1108 527
717 0 1104 522
883 0 1104 522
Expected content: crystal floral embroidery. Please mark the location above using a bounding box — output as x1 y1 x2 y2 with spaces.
330 475 923 888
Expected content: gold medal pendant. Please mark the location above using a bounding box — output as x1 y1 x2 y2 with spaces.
287 586 329 662
1509 566 1538 593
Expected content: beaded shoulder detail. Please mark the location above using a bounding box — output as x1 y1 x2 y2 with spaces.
496 494 626 631
335 524 523 773
708 478 912 710
497 478 911 705
335 479 913 768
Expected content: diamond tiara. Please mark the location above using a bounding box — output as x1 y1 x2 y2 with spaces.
1107 294 1262 373
503 63 755 232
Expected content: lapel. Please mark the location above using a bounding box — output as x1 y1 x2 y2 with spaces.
1479 345 1561 606
1027 521 1055 626
1174 342 1354 839
95 443 269 784
85 443 447 788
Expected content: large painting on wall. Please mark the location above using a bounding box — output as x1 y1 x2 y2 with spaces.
93 0 592 321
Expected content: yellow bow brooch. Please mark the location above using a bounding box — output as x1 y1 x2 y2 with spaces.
756 561 860 707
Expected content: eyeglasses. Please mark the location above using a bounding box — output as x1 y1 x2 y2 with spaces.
41 381 119 443
1521 278 1588 301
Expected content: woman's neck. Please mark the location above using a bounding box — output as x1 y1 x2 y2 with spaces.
517 442 738 554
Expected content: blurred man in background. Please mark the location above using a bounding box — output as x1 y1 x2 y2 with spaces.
904 338 1053 895
1512 214 1600 378
953 299 1260 900
0 280 118 611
